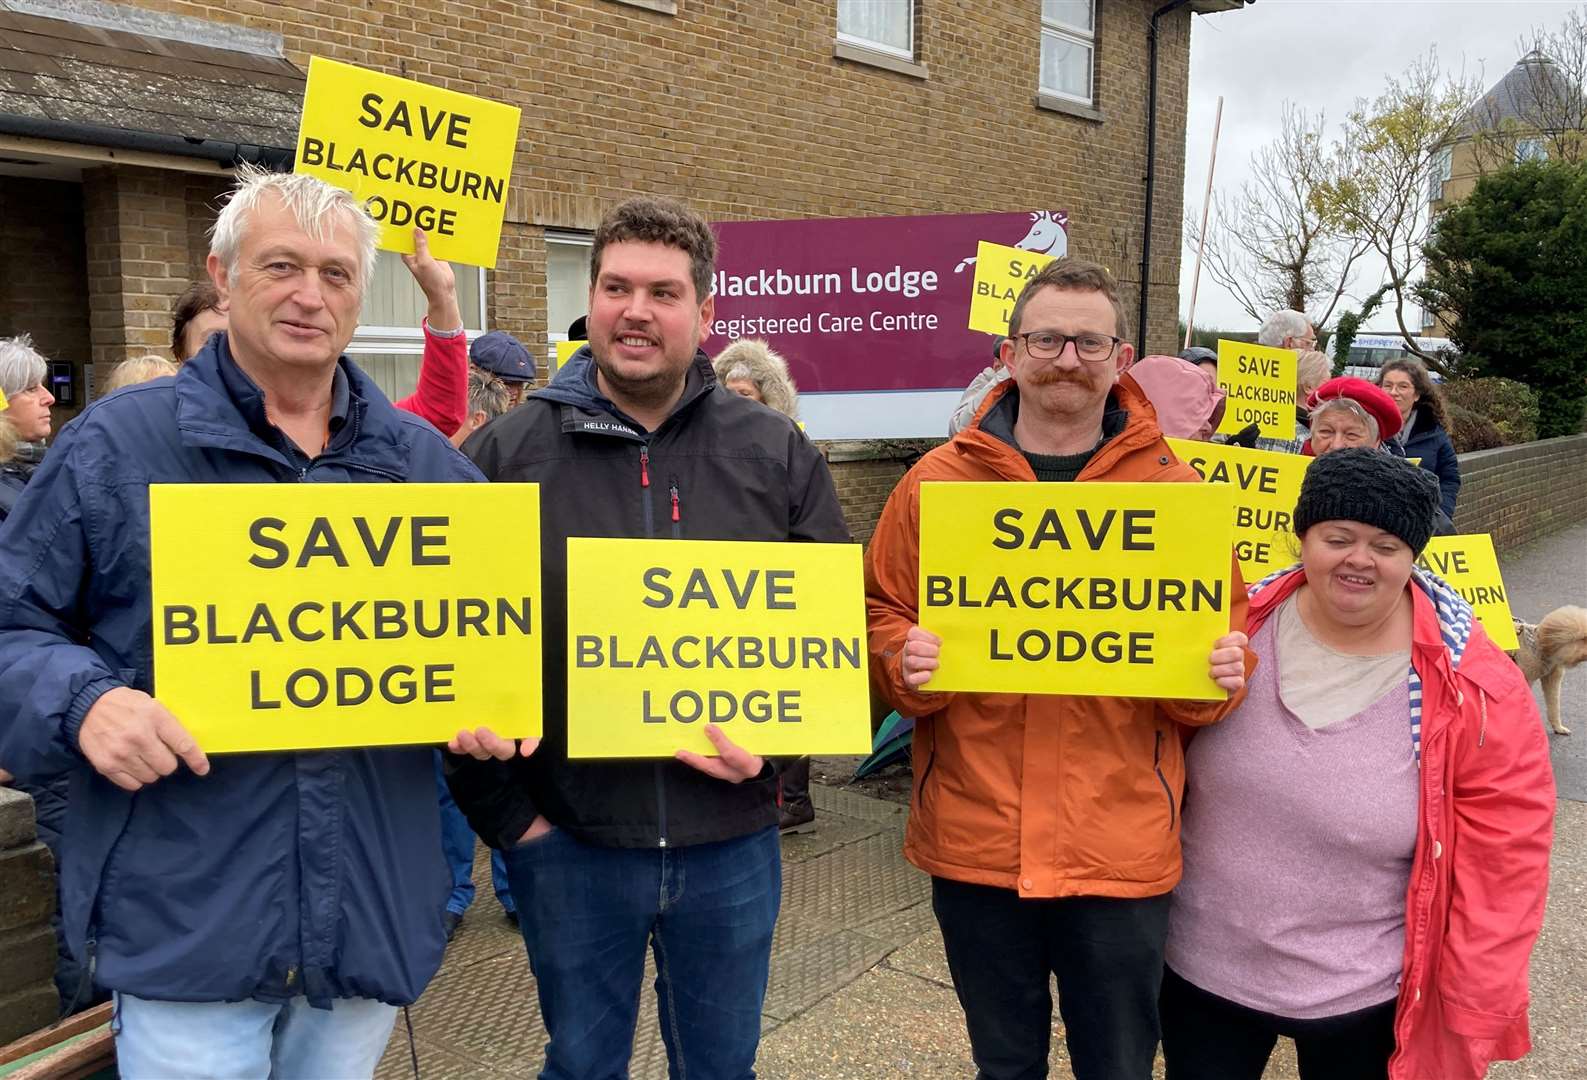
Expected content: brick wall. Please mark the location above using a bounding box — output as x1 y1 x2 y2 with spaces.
83 165 195 394
0 177 92 425
0 787 58 1044
116 0 1196 356
1453 435 1587 552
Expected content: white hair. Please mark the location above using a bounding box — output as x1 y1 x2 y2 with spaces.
1312 397 1380 443
0 334 48 400
209 163 379 294
105 354 180 394
1295 350 1332 397
1258 309 1311 347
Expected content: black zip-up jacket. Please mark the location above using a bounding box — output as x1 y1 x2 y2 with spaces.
445 347 851 850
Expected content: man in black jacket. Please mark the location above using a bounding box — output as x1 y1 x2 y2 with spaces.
446 196 849 1078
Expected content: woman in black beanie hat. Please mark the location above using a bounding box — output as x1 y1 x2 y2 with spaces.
1161 449 1554 1080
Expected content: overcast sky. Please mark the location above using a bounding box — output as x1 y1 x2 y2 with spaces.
1179 0 1580 335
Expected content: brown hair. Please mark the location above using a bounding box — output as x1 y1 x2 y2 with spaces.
1377 357 1449 431
1007 258 1127 339
590 196 717 303
172 280 223 360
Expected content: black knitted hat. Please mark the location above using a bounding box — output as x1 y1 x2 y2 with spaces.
1294 448 1441 555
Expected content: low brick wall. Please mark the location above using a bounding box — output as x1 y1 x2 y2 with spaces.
1452 434 1587 552
0 786 59 1044
825 440 942 546
824 433 1587 555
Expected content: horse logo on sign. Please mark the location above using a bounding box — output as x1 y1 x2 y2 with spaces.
954 210 1069 273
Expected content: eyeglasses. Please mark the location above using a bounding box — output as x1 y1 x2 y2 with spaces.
1012 330 1123 363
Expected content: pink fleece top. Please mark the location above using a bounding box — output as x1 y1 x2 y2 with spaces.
1166 613 1419 1019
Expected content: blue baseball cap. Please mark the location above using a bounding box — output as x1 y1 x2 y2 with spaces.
470 330 536 383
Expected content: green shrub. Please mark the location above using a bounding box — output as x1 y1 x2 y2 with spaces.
1439 377 1540 446
1444 403 1506 453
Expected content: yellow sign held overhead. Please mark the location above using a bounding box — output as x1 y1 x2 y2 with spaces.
1216 339 1298 441
918 482 1236 700
1417 534 1519 651
967 240 1058 336
150 483 542 753
565 538 872 758
294 56 521 268
1166 438 1311 583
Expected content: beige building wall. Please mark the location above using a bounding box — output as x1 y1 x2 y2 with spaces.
109 0 1196 360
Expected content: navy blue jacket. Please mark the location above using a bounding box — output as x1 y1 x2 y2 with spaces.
446 349 850 851
0 336 481 1007
1399 404 1462 520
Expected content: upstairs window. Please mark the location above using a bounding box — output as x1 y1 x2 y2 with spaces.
1427 145 1453 202
838 0 915 61
1516 137 1548 163
1041 0 1095 106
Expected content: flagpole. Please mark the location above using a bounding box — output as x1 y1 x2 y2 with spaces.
1183 95 1224 350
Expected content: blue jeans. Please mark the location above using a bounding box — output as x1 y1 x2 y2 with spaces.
113 992 397 1079
434 752 513 916
502 825 781 1080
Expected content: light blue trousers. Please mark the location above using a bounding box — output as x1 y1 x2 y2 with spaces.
113 992 398 1079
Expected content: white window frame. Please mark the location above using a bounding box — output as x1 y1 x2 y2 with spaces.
346 256 488 361
546 231 594 370
1040 1 1096 107
837 0 916 62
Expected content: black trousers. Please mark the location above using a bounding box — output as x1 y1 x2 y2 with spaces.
932 876 1172 1080
1159 967 1397 1080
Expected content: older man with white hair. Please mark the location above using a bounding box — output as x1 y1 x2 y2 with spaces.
1246 310 1319 454
0 167 494 1078
1256 309 1316 352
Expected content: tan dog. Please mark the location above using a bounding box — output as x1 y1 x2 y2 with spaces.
1512 606 1587 736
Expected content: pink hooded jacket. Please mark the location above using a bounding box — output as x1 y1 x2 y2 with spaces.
1126 355 1225 440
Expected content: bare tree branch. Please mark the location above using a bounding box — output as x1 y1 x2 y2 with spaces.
1184 104 1363 331
1319 51 1481 369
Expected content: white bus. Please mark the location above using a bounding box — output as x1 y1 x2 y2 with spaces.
1343 334 1456 381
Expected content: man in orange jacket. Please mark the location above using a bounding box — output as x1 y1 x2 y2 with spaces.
866 258 1253 1080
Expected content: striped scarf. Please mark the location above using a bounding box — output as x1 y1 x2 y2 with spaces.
1249 564 1474 764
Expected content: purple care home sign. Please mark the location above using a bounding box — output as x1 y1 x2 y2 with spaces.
709 210 1069 439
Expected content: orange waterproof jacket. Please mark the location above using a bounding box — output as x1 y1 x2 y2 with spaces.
865 376 1253 899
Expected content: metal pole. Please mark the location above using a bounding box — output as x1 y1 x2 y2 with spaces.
1183 95 1224 349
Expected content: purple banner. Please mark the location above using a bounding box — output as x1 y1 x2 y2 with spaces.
708 211 1069 394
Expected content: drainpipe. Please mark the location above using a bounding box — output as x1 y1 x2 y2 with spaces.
1138 0 1193 352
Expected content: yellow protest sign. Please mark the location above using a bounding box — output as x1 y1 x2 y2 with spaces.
295 56 521 268
150 483 542 753
565 538 871 758
1166 439 1311 582
1216 339 1298 441
967 240 1058 335
918 482 1236 699
554 339 586 371
1417 534 1519 651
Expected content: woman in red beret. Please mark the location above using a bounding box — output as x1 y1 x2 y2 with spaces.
1303 377 1403 456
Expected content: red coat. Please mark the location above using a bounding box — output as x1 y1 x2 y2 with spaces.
1247 570 1554 1079
393 320 469 436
